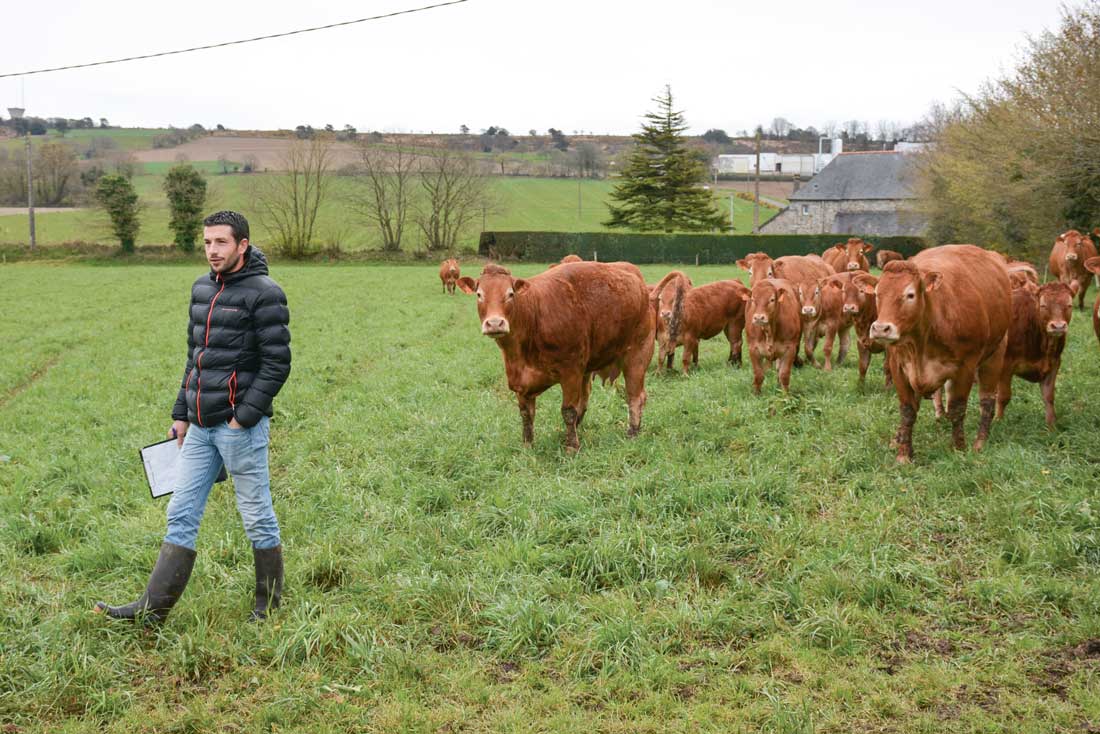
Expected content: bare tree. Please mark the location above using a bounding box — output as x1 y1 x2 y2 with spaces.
350 142 417 251
251 138 334 258
415 149 492 252
769 117 793 138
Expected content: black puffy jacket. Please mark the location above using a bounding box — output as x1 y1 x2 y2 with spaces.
172 247 291 428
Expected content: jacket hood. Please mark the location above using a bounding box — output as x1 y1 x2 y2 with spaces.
209 246 270 283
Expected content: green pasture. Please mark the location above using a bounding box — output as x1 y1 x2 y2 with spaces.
2 262 1100 732
0 128 175 154
0 175 775 250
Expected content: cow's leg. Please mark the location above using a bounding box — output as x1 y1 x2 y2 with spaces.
892 363 919 463
995 369 1012 421
973 343 1005 451
836 326 851 366
751 349 766 395
518 393 537 446
576 373 593 427
857 342 870 382
559 372 585 452
726 318 744 367
1041 369 1058 429
802 326 817 367
682 335 698 374
623 356 648 438
822 327 836 372
946 372 975 451
1080 279 1088 311
778 344 796 392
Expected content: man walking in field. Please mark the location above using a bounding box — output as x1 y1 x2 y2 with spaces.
96 210 292 624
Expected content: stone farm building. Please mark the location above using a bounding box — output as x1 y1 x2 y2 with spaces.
759 150 928 237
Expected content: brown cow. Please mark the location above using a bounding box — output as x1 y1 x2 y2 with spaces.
548 254 584 269
832 272 891 384
1082 256 1100 350
796 278 851 370
823 238 872 273
876 249 904 270
995 280 1074 427
743 279 802 393
770 255 835 364
654 274 749 373
1048 229 1097 310
457 262 655 451
439 258 460 294
870 245 1011 462
737 252 774 286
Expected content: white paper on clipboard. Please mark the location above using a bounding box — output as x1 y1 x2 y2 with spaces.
140 439 180 499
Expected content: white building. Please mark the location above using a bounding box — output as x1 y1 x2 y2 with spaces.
715 138 843 177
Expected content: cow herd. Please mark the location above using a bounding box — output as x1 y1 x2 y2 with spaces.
443 230 1100 463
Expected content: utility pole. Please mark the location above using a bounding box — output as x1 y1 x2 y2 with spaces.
729 195 735 233
753 128 761 234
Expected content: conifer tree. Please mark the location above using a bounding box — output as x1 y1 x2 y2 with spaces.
605 86 726 232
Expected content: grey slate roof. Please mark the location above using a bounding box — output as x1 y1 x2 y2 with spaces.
832 211 928 237
790 152 919 201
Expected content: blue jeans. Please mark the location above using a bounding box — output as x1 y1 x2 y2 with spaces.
165 416 281 551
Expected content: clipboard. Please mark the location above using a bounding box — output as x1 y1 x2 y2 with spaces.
139 439 228 500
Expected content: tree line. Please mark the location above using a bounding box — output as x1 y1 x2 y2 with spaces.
919 1 1100 256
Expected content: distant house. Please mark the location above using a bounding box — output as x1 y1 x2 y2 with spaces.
759 150 928 237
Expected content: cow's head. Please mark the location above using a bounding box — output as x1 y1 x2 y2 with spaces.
457 264 529 338
651 270 691 341
745 279 788 328
737 252 774 286
796 283 820 322
1038 281 1074 337
827 272 877 321
1060 230 1090 264
841 238 872 271
870 260 939 344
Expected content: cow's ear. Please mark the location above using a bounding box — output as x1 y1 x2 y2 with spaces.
456 277 477 295
827 279 843 291
777 289 787 303
862 242 873 253
1070 280 1081 296
1093 227 1100 237
736 258 750 271
512 278 530 296
740 291 750 302
923 272 943 293
1084 256 1100 274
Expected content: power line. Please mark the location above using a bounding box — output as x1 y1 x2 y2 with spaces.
0 0 469 79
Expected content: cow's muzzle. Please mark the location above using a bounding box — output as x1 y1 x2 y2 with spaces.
1047 320 1068 336
752 314 769 326
847 262 859 271
843 304 858 316
1067 253 1079 262
482 317 509 337
870 321 899 343
801 306 817 317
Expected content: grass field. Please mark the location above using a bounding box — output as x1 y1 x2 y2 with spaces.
0 174 776 251
0 128 176 154
3 261 1100 732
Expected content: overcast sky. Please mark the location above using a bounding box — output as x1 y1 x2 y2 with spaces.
2 0 1068 135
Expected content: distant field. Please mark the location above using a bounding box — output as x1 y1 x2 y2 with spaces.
0 128 174 154
0 173 776 250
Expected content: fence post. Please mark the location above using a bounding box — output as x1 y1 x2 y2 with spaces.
593 250 598 262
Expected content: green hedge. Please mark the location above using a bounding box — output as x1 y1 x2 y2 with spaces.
478 231 927 264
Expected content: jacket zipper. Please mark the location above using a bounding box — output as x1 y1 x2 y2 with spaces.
196 275 226 427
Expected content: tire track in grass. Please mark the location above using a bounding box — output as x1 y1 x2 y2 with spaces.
0 353 63 411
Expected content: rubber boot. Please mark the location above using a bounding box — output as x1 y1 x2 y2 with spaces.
94 542 196 625
250 545 283 621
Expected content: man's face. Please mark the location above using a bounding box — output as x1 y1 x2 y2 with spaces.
204 225 248 275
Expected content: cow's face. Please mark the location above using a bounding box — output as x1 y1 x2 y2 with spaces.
737 252 773 285
457 266 529 338
834 273 876 320
870 262 939 344
843 239 872 271
746 281 786 328
1061 231 1090 264
797 284 820 322
1038 282 1074 337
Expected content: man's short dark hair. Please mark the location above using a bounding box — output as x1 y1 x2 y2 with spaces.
203 211 250 243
